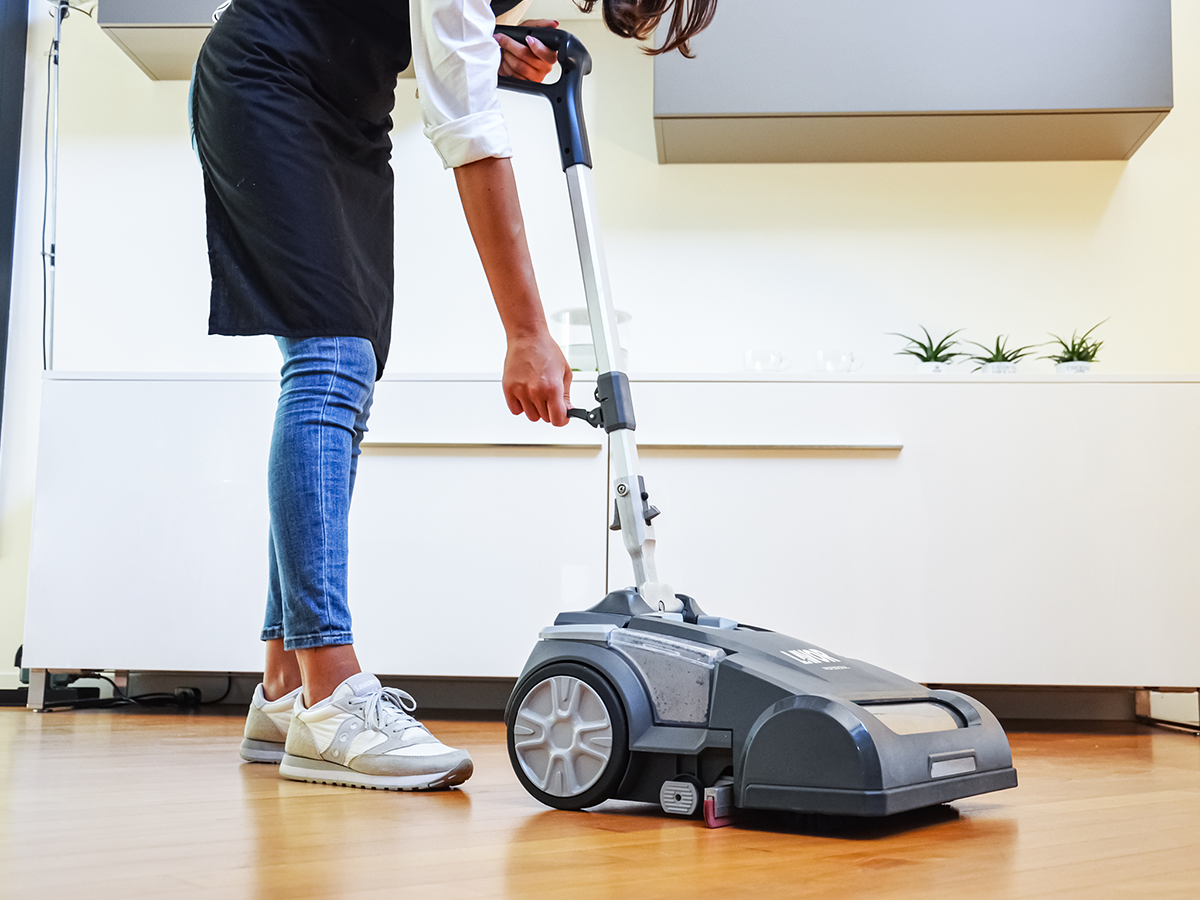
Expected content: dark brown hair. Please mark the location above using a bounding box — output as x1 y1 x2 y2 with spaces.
576 0 719 58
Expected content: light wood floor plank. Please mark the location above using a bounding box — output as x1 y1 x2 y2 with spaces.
2 710 1199 900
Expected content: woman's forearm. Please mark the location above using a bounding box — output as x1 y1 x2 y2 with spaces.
454 155 572 424
454 156 547 336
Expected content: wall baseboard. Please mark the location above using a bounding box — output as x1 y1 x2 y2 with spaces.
25 672 1199 727
927 684 1143 722
121 671 517 717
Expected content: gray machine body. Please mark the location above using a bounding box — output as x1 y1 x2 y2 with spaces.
510 590 1016 816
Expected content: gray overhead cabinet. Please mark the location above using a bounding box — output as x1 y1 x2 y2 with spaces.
98 0 221 80
98 0 449 80
654 0 1174 163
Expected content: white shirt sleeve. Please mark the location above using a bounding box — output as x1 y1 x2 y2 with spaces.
409 0 516 169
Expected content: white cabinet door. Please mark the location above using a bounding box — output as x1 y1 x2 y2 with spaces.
347 444 606 677
24 377 279 672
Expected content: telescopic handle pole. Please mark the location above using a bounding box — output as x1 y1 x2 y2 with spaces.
495 27 679 612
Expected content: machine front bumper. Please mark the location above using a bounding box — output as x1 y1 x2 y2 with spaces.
743 766 1019 817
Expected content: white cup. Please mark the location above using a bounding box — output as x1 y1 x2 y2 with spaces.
815 350 863 373
743 350 791 373
567 344 629 372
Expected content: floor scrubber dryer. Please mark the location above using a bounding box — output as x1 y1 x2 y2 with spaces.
496 26 1017 826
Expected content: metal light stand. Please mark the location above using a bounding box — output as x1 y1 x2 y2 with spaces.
43 0 69 370
24 1 71 710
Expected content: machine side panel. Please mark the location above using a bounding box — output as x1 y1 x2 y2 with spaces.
708 660 793 734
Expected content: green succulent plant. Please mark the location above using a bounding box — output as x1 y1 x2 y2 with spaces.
890 326 963 364
1041 320 1106 364
965 335 1039 370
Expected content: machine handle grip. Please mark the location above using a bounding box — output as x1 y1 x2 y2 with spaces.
495 25 592 170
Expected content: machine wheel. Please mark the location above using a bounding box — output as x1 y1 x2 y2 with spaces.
506 662 630 810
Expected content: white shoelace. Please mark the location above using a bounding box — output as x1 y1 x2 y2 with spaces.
350 687 427 736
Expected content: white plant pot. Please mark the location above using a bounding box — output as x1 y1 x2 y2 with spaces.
1055 361 1092 374
918 361 951 373
980 362 1017 374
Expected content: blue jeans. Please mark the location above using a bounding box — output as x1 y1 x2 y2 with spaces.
262 336 376 650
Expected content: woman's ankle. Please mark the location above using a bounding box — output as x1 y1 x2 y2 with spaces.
296 644 362 706
263 639 302 701
262 675 302 702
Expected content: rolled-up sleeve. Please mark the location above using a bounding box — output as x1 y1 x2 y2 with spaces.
410 0 512 169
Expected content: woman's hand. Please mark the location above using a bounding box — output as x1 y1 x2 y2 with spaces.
503 331 573 426
496 19 560 82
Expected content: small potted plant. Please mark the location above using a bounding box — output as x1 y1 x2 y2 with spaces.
890 326 963 373
1042 320 1106 374
965 335 1038 374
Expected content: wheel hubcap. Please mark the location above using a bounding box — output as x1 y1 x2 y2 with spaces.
512 675 614 797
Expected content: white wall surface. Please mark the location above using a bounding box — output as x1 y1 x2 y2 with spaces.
4 3 1200 687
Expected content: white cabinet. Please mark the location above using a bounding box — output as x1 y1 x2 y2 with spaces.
24 374 1200 687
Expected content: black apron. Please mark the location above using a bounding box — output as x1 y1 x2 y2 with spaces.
192 0 523 378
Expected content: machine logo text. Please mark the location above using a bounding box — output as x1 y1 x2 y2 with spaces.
782 648 840 665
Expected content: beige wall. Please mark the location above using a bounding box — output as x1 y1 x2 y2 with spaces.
3 4 1199 686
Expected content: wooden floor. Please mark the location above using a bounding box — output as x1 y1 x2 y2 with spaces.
1 709 1197 900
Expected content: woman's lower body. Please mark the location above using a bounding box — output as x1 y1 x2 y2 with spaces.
237 336 473 789
239 334 376 762
193 1 471 788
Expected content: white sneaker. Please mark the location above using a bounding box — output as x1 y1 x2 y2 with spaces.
279 673 473 790
240 683 303 763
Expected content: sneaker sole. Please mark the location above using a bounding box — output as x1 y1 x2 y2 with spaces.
240 738 286 764
278 753 473 791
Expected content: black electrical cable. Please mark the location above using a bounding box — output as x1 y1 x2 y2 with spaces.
201 676 234 705
33 672 231 711
87 673 134 707
129 693 190 706
86 674 202 709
